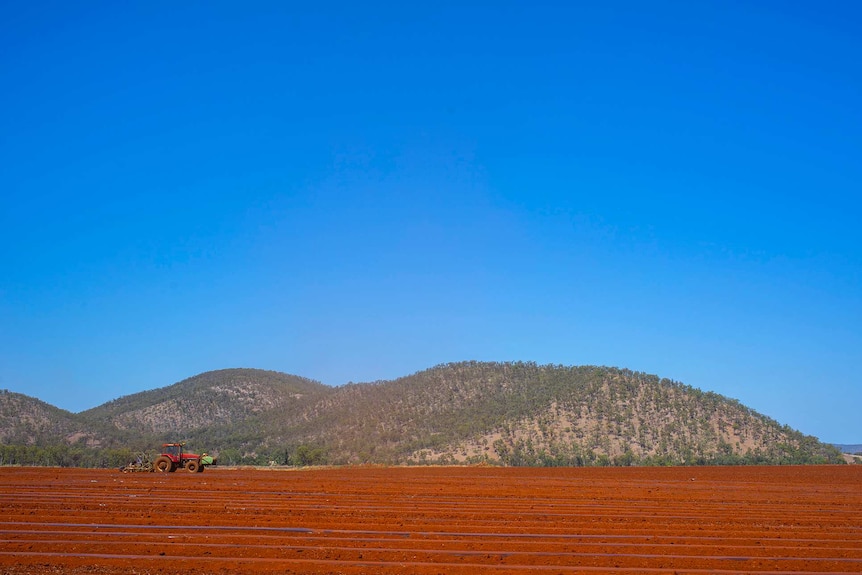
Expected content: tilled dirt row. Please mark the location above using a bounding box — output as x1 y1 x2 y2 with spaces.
1 465 860 574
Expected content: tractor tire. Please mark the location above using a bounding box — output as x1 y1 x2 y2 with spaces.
154 456 173 473
185 460 199 473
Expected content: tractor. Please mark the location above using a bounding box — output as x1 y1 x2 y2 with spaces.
153 442 214 473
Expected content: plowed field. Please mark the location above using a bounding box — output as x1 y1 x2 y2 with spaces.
1 465 860 574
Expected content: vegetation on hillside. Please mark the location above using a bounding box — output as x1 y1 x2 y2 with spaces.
0 363 844 467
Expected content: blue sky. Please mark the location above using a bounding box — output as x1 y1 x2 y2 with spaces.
1 1 859 443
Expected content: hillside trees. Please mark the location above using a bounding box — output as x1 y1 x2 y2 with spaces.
0 363 845 467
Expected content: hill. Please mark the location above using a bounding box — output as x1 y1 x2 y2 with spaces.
80 368 332 439
0 390 102 447
254 362 840 466
0 363 844 467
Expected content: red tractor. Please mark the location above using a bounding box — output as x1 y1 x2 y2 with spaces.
153 442 208 473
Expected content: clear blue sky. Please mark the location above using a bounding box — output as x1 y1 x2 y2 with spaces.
2 1 859 443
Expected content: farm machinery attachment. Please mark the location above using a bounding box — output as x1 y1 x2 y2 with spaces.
119 452 154 473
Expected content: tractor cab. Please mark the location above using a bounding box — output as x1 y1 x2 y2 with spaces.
162 443 183 460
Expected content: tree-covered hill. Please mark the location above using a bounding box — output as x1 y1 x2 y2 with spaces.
79 368 333 441
0 363 844 467
257 362 841 466
0 390 102 446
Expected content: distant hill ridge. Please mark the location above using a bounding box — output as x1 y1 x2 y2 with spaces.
0 363 844 467
79 369 329 435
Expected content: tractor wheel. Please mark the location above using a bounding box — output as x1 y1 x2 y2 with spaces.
185 460 199 473
154 456 173 473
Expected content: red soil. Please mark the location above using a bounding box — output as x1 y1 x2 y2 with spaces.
1 465 860 574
